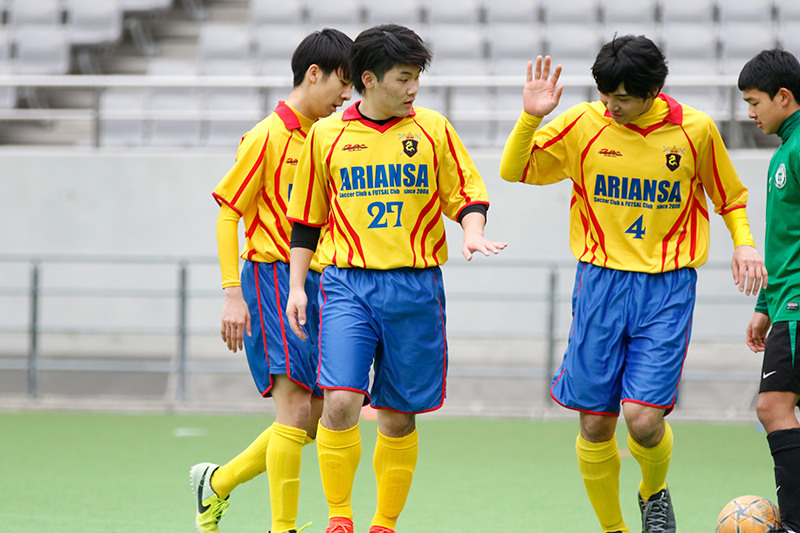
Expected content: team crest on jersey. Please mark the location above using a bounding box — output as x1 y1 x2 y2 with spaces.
663 146 684 172
775 163 787 189
399 133 420 157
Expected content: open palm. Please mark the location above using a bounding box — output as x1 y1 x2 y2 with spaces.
523 55 564 117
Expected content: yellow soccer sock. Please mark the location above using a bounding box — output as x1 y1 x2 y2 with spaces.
371 428 419 530
576 434 629 533
628 421 673 501
210 426 273 499
267 423 308 533
317 422 362 520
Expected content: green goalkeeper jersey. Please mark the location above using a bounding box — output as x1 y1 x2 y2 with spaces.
755 109 800 321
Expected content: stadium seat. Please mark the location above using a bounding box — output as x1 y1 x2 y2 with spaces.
718 22 777 75
449 86 496 147
599 0 657 26
361 0 422 26
99 90 148 147
146 59 203 147
6 0 62 27
542 0 599 25
249 0 305 28
775 0 800 22
425 24 488 75
253 25 308 76
13 25 70 74
119 0 173 13
197 23 254 75
483 0 539 25
487 23 544 75
423 0 482 25
600 23 659 43
67 0 124 46
0 60 16 110
412 83 446 112
660 23 719 75
716 0 775 25
778 21 800 52
203 88 264 147
0 29 10 63
544 23 602 77
306 0 363 25
659 0 716 25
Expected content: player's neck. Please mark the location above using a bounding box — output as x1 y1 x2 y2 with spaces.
357 98 393 122
285 89 316 121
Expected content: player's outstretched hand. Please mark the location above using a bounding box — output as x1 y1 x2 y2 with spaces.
461 234 508 261
746 312 771 352
731 244 768 296
523 55 564 118
286 288 308 341
220 286 251 353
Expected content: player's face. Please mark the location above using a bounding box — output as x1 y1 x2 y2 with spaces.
598 83 656 124
312 69 353 118
742 88 784 135
365 64 420 119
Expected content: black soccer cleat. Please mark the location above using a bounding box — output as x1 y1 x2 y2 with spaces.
638 487 676 533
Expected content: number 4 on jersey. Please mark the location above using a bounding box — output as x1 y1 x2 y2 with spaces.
625 215 646 239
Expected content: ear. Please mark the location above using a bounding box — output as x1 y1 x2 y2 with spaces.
306 64 321 84
777 87 792 106
361 70 376 90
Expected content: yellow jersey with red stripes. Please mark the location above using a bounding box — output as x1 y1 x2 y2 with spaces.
213 101 323 280
287 103 490 270
500 94 755 273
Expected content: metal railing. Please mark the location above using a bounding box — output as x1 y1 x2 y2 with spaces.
0 74 751 147
0 253 759 407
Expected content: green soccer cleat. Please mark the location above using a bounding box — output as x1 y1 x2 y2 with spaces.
638 488 676 533
190 462 230 533
325 517 354 533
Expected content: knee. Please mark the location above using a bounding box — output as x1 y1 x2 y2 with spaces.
756 394 786 432
378 412 416 438
580 415 616 443
321 390 364 430
625 411 664 447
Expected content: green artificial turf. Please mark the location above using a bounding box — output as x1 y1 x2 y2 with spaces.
0 412 777 532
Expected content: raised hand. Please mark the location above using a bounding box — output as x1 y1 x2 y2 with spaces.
523 55 564 118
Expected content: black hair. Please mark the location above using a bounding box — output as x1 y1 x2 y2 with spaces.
350 24 432 93
738 48 800 101
592 35 668 99
291 28 353 87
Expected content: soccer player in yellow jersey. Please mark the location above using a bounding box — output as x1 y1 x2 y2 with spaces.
285 24 506 533
189 29 353 533
500 35 767 533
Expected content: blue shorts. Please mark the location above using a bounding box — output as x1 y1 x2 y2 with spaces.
550 262 697 416
318 266 448 414
241 260 322 398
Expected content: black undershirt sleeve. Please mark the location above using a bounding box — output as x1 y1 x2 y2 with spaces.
458 204 488 224
290 222 321 251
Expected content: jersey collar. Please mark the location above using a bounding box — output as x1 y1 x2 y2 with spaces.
609 93 683 137
275 101 314 133
341 101 415 133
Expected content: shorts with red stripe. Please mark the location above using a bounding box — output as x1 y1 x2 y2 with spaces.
318 265 448 414
241 260 322 398
550 262 696 416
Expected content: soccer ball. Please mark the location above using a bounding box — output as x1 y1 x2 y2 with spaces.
716 495 781 533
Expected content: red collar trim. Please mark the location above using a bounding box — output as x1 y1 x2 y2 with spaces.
275 101 302 130
341 101 415 133
605 94 684 137
603 93 683 127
